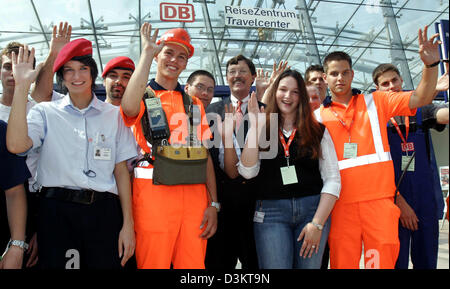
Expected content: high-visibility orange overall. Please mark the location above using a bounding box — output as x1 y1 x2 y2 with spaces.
121 84 211 269
316 91 416 269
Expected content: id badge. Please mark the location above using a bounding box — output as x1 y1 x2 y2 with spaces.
94 147 112 161
401 155 415 172
280 166 298 185
253 211 265 223
343 143 358 159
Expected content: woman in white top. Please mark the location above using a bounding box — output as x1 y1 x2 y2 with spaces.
7 42 137 269
234 69 341 269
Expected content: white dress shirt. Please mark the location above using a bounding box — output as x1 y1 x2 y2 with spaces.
24 91 137 195
218 93 251 170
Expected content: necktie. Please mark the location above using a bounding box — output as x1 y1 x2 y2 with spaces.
235 100 244 130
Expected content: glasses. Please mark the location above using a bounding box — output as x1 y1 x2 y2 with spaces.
194 83 214 94
227 69 250 76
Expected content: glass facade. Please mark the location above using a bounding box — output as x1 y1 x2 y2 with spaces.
0 0 448 94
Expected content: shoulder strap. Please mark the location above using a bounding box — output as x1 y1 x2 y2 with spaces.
182 91 197 146
141 87 160 146
181 90 192 116
141 88 196 146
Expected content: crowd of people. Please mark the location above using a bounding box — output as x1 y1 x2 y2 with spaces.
0 21 448 269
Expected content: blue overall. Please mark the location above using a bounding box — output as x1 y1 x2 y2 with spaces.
388 108 443 269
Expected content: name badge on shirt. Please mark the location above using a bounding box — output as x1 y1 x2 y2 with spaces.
401 155 415 172
280 166 298 185
253 211 265 223
94 147 112 161
343 143 358 159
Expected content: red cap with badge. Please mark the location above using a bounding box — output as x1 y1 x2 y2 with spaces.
101 56 135 78
53 38 93 73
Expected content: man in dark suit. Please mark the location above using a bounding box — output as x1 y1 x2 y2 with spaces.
205 55 259 269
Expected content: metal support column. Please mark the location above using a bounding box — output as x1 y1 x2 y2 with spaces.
381 0 414 89
30 0 50 49
201 0 224 85
296 0 321 65
87 0 103 73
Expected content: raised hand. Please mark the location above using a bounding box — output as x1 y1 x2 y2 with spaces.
269 60 289 84
223 103 236 136
247 91 260 117
257 61 289 103
50 22 72 56
12 45 43 87
260 61 289 104
248 91 266 141
255 68 271 94
140 22 162 56
418 25 441 66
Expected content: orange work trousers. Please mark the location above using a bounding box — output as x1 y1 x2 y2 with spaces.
132 167 208 269
328 198 400 269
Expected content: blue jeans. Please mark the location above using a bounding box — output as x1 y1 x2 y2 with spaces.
253 195 330 269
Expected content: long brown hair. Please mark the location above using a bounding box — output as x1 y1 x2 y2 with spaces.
264 69 323 159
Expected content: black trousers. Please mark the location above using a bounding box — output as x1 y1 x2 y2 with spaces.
37 191 123 269
205 181 259 270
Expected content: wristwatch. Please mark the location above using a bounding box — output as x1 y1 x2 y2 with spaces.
210 201 221 212
7 239 29 251
311 222 323 231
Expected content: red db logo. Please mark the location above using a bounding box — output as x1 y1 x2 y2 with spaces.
160 3 195 22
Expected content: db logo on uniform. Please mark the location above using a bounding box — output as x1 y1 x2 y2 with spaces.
401 142 415 152
160 3 195 22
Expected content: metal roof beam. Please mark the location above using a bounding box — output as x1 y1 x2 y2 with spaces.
30 0 50 49
87 0 103 72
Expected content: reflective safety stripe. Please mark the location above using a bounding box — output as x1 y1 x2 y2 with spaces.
134 167 153 179
364 94 385 155
338 151 392 170
320 94 393 171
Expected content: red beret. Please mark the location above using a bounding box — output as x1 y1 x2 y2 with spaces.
101 56 135 78
53 38 93 73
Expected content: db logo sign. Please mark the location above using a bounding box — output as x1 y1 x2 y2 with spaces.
160 3 195 22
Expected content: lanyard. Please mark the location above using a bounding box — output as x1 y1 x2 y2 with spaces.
279 128 297 166
330 106 356 142
390 116 409 144
390 116 411 154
